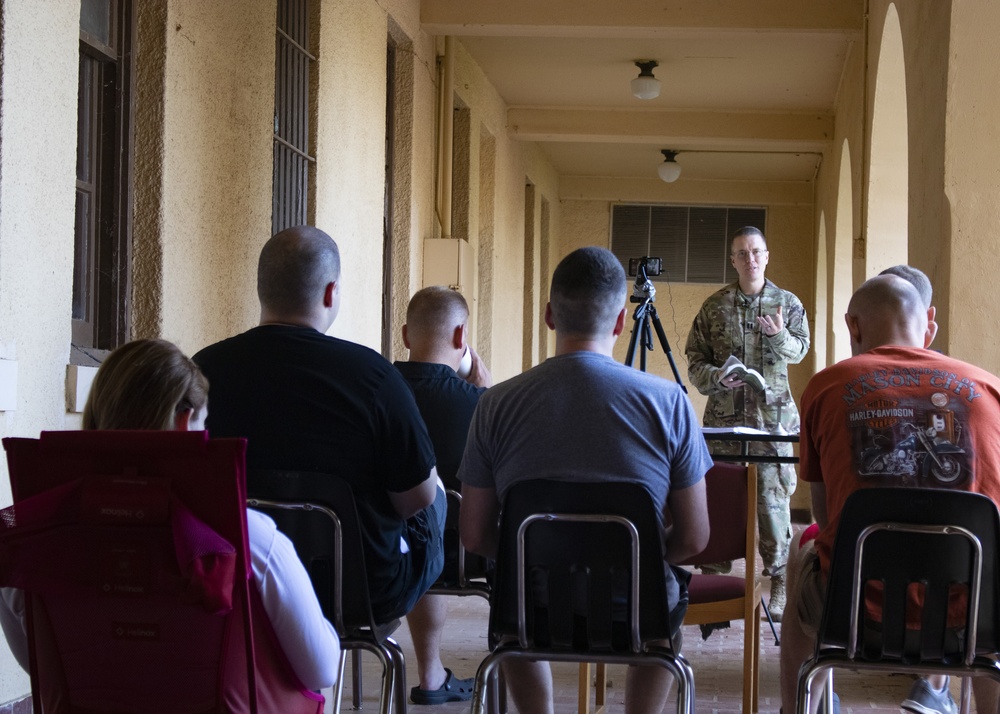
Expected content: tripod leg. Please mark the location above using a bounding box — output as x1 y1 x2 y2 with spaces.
625 317 641 368
647 306 688 392
640 316 652 372
625 300 651 368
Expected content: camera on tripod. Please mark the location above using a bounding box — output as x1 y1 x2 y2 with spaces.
622 255 686 391
627 256 662 278
628 256 662 304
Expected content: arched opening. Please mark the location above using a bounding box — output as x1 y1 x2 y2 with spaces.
831 139 854 364
866 2 909 275
814 211 828 373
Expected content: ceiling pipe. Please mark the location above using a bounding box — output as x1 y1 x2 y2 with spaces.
436 36 455 239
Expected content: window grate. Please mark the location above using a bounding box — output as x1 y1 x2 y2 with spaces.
72 0 133 351
610 204 766 284
272 0 315 235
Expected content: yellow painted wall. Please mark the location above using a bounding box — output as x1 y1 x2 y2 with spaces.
0 0 80 697
150 1 276 352
944 0 1000 372
892 0 952 350
451 39 562 380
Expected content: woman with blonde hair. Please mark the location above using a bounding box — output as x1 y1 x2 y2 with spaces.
82 338 209 431
1 338 340 694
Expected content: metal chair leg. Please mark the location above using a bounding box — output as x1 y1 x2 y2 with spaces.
352 649 363 709
333 649 348 713
385 637 407 714
959 676 972 714
762 595 780 645
821 671 835 714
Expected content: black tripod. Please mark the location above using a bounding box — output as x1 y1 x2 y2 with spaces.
623 261 687 393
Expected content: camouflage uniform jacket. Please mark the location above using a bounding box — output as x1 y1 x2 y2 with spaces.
685 279 810 446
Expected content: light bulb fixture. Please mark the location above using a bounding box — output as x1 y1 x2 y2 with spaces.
631 60 660 100
657 150 681 183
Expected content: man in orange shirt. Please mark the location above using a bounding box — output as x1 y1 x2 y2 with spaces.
780 274 1000 714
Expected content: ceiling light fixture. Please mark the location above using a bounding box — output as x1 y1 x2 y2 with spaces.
657 150 681 182
631 60 660 100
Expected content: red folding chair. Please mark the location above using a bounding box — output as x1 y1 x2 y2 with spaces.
0 430 323 714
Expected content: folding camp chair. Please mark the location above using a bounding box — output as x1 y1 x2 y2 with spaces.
0 430 322 713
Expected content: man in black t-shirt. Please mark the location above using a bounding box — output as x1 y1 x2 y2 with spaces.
393 287 492 701
394 286 491 491
195 227 472 703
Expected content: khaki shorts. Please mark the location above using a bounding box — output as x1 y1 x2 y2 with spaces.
795 541 827 637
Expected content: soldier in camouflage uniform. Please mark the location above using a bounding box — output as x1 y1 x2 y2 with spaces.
685 226 810 622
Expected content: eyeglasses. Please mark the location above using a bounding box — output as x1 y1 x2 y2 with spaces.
732 249 768 261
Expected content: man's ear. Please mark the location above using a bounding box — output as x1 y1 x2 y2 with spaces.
452 323 466 350
544 302 556 331
924 307 938 348
402 324 411 349
845 312 861 345
322 281 337 308
612 307 626 337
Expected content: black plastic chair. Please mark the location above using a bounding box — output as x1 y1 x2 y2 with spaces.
428 489 505 714
797 487 1000 714
470 479 696 714
429 489 491 600
246 470 406 714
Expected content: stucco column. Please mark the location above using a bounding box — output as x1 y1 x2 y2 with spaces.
942 2 1000 372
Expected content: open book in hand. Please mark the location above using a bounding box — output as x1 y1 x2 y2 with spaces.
719 355 767 393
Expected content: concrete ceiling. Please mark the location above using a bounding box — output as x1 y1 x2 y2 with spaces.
422 0 864 183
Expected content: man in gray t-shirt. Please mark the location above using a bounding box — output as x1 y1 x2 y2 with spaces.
458 247 712 714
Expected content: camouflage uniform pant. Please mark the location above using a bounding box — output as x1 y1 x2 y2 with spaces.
756 460 795 575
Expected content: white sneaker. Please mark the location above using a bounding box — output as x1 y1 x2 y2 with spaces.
901 677 958 714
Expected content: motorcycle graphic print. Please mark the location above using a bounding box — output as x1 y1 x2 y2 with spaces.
850 393 971 488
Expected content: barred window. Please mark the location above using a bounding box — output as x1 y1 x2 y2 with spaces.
272 0 316 234
610 204 766 284
73 0 133 352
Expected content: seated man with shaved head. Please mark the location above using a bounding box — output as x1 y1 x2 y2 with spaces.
879 264 938 348
779 274 1000 714
396 286 492 493
194 227 465 701
391 286 493 702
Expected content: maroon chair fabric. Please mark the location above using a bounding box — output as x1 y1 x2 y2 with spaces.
679 462 761 713
0 430 323 714
678 461 751 569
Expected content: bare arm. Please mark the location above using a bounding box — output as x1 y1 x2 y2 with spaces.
810 482 829 529
388 467 440 520
663 479 710 563
459 484 501 558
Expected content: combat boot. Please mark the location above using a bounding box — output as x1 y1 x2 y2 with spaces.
768 574 786 622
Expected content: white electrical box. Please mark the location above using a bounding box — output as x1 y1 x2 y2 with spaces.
66 364 99 413
423 238 473 291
